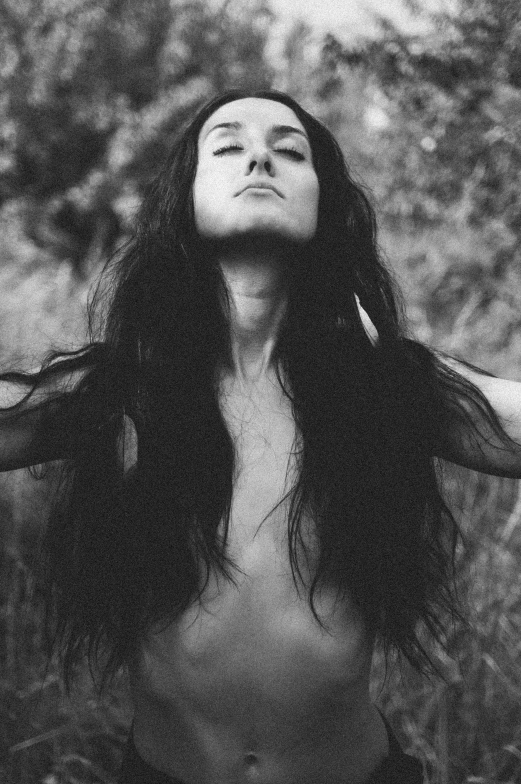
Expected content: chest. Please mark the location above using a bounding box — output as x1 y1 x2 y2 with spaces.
134 382 373 711
220 385 299 548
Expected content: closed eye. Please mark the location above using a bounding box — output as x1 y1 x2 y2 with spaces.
213 145 305 161
276 147 305 160
213 144 243 155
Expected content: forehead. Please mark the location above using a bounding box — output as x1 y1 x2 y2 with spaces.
199 98 307 143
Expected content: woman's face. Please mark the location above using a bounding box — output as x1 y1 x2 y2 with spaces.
193 98 319 245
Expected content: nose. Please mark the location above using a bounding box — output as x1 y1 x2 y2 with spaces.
247 148 273 175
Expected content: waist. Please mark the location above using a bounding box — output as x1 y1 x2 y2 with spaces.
128 558 381 781
129 690 390 784
121 715 424 784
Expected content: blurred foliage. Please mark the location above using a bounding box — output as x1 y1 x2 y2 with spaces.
338 0 521 229
2 0 521 782
0 0 274 285
306 0 521 372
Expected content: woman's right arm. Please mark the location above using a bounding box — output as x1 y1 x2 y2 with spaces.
0 379 78 472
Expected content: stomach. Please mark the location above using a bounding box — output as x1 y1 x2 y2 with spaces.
128 528 387 784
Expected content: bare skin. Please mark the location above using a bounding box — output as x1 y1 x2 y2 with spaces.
128 391 390 782
129 368 389 784
128 98 390 784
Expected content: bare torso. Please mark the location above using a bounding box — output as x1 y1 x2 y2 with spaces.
129 371 389 784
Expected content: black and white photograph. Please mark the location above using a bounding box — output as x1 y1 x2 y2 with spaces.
2 1 521 782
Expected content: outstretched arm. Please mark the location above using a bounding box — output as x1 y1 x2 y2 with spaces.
355 296 521 479
0 350 138 473
0 381 75 471
431 356 521 478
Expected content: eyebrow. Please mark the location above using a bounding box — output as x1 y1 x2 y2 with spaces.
203 121 310 143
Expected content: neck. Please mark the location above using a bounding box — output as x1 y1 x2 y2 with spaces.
215 242 288 388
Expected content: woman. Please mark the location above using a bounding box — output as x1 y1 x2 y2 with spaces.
3 89 521 783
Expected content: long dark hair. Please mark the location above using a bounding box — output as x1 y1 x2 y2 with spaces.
7 89 517 690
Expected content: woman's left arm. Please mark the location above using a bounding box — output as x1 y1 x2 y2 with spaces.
432 355 521 478
355 295 521 477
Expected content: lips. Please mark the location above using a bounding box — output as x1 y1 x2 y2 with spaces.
236 183 283 198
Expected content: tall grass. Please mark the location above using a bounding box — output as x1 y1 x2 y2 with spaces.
372 465 521 783
1 469 133 784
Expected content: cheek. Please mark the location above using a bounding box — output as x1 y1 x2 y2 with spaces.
311 182 320 215
192 172 205 220
192 172 220 233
